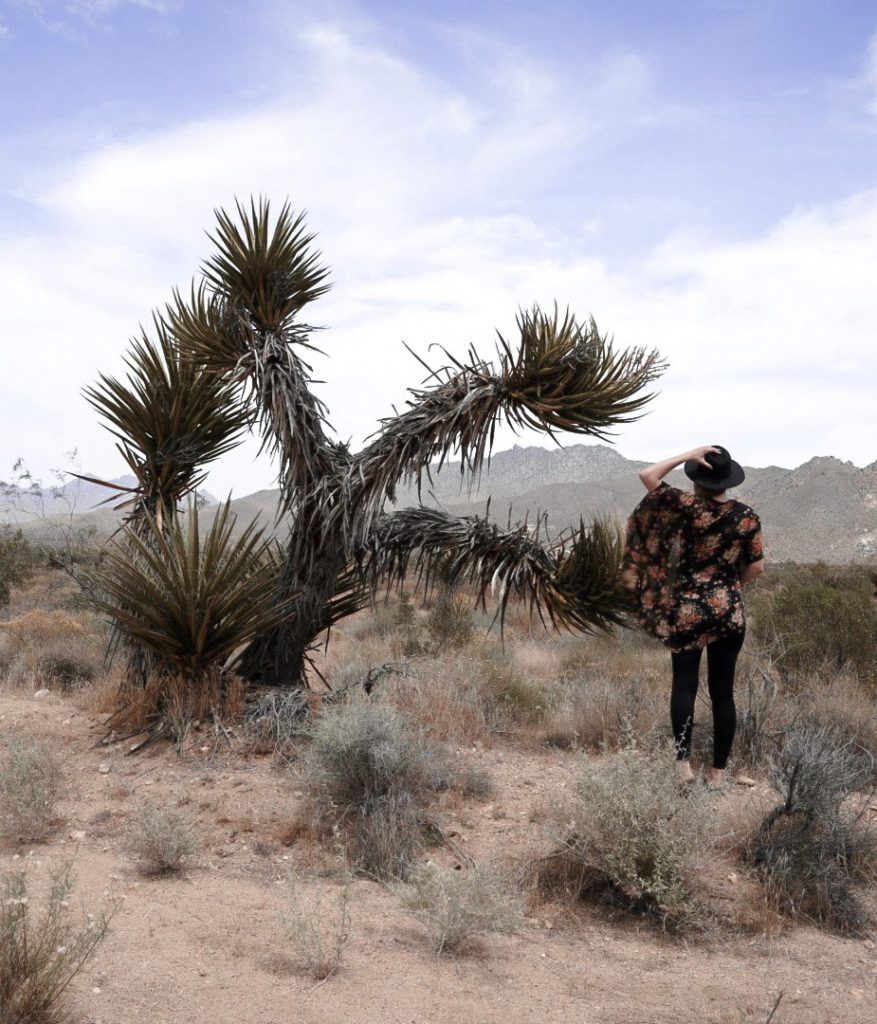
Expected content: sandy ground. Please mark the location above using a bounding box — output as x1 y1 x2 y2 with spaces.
2 690 876 1024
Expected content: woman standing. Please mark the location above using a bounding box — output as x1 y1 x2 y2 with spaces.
623 445 765 786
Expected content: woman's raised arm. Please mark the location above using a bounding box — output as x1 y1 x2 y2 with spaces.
638 446 720 491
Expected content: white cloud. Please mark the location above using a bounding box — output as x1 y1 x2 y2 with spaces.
1 20 875 502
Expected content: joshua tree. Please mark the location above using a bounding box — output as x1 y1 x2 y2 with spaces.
90 198 665 702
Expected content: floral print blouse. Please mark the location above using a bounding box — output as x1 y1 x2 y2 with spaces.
623 482 764 652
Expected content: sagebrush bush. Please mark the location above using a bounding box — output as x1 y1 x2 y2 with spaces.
279 872 351 980
305 702 450 808
0 862 115 1024
304 702 450 879
397 864 523 954
748 722 877 933
0 736 66 844
127 803 198 874
751 566 877 680
545 743 713 928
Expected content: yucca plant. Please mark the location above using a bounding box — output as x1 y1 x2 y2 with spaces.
88 197 665 695
89 500 295 738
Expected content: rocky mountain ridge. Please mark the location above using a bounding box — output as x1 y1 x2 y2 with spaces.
5 446 875 564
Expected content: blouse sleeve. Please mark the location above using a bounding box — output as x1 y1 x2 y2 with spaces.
740 513 764 565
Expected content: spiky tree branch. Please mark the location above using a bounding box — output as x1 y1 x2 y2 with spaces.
361 506 630 635
348 307 665 538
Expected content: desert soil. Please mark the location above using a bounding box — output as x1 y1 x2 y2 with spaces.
1 691 875 1024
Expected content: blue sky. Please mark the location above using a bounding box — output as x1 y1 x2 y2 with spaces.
1 0 876 498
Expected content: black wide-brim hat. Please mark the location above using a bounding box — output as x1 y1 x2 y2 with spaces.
684 445 745 491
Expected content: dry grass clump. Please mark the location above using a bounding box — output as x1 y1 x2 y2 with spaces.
303 701 450 879
126 803 198 874
0 736 66 845
540 743 714 929
540 674 664 751
0 862 115 1024
279 871 351 980
396 863 523 954
0 609 104 693
111 670 247 749
747 722 877 933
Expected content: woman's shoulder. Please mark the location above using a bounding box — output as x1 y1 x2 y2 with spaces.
729 499 760 527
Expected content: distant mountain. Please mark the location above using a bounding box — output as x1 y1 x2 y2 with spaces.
0 473 218 527
7 446 875 564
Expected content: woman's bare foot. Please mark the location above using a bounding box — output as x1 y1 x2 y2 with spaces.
707 767 725 789
676 760 695 784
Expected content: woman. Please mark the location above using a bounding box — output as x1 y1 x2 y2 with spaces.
623 445 764 786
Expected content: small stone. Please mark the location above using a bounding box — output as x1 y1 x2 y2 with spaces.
98 764 111 775
92 987 102 995
69 830 87 842
199 746 210 753
736 775 756 787
727 872 738 883
864 939 875 950
33 688 51 699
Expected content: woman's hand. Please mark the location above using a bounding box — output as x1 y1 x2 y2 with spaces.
685 445 721 469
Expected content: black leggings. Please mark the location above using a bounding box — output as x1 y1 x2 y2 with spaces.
670 631 744 770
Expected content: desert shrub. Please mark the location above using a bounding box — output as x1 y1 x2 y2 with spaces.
0 527 36 609
751 566 877 680
0 736 65 844
126 803 198 874
747 722 877 933
242 689 310 759
425 594 473 650
306 702 450 808
0 609 104 692
457 766 495 800
279 871 351 980
397 863 523 954
544 743 713 928
0 862 115 1024
304 702 450 879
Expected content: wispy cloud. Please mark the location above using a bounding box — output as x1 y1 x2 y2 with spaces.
0 0 169 36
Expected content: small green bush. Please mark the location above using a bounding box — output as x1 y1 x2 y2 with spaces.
0 862 115 1024
751 566 877 680
547 743 713 928
0 736 65 845
127 804 198 874
397 864 523 954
